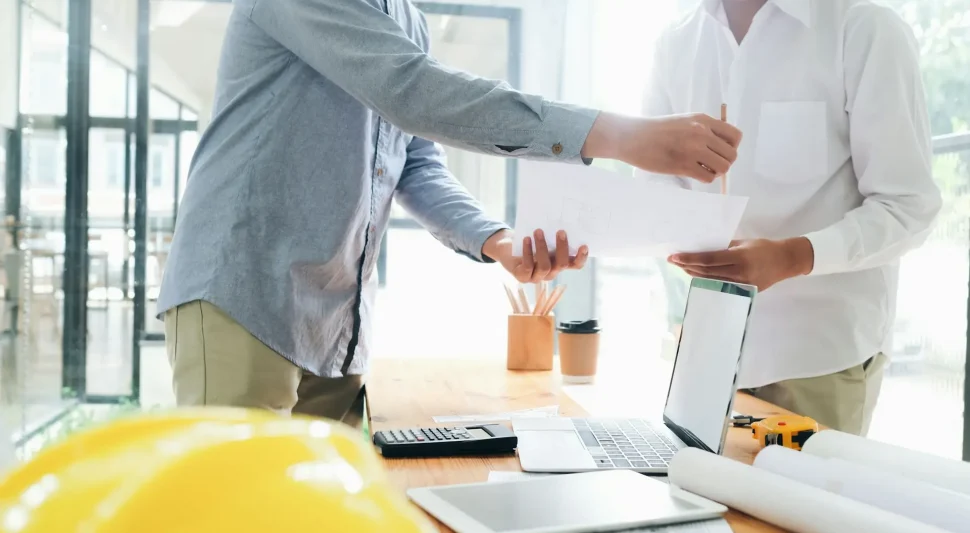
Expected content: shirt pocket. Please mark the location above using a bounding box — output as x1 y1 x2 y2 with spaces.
754 101 828 184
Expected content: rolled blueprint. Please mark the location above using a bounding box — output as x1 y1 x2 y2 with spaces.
667 448 946 533
754 445 970 533
802 430 970 497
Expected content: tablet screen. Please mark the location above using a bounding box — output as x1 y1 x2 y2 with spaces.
419 471 707 532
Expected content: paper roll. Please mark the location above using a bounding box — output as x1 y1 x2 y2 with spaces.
755 446 970 533
802 430 970 497
667 448 946 533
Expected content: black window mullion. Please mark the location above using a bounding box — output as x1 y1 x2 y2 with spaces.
62 0 93 398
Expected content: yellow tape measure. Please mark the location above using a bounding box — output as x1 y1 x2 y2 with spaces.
750 415 818 451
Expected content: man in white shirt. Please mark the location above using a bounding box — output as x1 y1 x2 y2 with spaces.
644 0 942 435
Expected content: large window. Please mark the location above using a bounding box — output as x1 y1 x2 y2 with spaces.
12 1 209 409
28 131 62 187
150 151 164 189
20 12 67 116
89 49 127 118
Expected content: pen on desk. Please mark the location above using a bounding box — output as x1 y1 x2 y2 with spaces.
720 103 728 195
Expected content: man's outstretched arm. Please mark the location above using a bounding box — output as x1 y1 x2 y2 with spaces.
245 0 741 182
395 136 588 283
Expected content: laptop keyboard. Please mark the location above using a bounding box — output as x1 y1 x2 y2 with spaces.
572 419 679 469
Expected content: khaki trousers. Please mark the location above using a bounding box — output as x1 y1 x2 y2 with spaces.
744 353 888 436
164 300 365 428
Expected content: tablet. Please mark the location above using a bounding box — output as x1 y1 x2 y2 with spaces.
407 470 727 533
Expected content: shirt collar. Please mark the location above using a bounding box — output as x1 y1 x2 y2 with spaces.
702 0 812 29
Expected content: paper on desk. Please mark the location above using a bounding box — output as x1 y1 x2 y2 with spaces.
802 429 970 497
431 405 559 424
754 445 970 533
485 472 729 533
668 448 946 533
512 160 748 257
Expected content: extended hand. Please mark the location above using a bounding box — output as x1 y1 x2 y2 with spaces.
667 238 815 291
483 229 589 283
582 112 743 183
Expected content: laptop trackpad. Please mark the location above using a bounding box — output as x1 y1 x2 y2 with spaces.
518 430 593 470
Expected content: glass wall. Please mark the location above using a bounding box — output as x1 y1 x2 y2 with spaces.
85 0 137 398
5 0 212 427
11 3 72 442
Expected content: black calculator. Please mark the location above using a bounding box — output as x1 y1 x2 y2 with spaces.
373 424 517 458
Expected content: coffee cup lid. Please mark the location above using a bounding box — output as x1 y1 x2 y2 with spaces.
557 319 600 334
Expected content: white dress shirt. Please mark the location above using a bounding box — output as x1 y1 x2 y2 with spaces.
640 0 942 388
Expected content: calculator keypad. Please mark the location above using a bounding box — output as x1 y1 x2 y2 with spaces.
377 427 474 444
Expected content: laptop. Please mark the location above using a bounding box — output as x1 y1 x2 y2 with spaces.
513 277 756 474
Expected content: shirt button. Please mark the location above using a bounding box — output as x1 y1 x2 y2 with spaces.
552 143 563 155
376 168 384 177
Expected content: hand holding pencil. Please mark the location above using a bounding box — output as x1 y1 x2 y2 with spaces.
720 103 728 195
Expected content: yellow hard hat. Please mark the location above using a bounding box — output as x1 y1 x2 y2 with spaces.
0 408 436 533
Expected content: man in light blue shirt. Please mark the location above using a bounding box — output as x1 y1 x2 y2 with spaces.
157 0 742 424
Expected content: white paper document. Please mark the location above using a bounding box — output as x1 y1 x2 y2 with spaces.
431 405 559 424
513 160 748 257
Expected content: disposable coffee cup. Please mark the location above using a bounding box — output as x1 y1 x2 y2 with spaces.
557 319 601 384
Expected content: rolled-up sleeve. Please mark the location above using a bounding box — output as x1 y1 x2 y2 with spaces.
395 137 508 262
247 0 599 163
804 5 942 276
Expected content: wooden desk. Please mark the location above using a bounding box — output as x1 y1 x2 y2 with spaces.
369 358 791 533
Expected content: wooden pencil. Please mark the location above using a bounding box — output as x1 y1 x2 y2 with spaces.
720 103 728 195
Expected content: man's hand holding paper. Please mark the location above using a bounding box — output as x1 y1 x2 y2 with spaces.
668 238 816 292
484 228 589 284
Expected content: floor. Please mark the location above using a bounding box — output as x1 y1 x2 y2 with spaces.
3 228 966 460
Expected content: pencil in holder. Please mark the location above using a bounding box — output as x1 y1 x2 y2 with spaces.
507 314 555 371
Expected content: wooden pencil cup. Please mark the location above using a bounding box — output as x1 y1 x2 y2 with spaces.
507 314 555 371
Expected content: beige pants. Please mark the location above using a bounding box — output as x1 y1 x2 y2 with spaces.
164 300 365 428
745 353 888 436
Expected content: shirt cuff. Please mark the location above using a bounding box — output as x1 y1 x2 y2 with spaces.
534 102 600 165
803 226 846 276
457 221 511 263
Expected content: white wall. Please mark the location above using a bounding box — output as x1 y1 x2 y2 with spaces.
0 0 19 129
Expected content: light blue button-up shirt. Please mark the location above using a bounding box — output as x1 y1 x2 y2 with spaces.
157 0 600 377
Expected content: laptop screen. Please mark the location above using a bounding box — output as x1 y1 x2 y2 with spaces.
663 279 754 454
